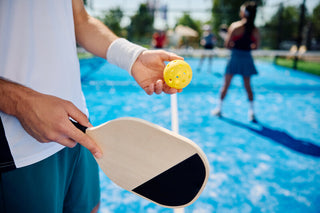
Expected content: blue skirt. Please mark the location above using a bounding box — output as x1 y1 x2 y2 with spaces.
225 49 258 76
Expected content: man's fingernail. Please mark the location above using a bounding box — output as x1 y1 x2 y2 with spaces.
94 152 103 159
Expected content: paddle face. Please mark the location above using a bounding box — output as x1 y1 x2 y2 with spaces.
73 117 209 208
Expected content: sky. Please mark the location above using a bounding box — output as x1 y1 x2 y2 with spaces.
86 0 319 28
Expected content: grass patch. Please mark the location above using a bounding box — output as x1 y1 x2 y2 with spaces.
275 57 320 76
77 52 94 59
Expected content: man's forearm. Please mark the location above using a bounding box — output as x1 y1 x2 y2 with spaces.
72 0 118 59
0 78 30 117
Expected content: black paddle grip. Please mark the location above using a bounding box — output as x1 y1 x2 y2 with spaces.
70 119 88 133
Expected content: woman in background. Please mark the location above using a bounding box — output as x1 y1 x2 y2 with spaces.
212 1 260 122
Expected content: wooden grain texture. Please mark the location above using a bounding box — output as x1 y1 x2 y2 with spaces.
86 117 209 208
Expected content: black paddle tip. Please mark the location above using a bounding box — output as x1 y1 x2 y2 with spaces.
133 154 207 207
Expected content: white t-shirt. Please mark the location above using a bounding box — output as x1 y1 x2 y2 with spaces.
0 0 88 170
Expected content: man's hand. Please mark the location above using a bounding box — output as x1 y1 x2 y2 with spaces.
0 79 103 159
131 50 184 95
18 91 103 158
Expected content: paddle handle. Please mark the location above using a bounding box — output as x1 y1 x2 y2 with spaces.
70 119 88 133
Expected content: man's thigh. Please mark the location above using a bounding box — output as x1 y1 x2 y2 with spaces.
0 144 100 213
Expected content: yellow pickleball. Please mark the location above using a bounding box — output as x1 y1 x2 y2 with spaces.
163 60 192 89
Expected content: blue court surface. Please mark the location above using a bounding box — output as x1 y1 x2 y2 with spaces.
80 56 320 213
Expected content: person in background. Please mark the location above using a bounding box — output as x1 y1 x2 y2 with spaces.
212 1 260 122
197 24 216 72
152 30 167 49
219 24 228 41
0 0 183 212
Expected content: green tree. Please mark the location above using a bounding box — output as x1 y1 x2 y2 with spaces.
311 3 320 49
176 13 202 34
101 7 124 37
262 6 300 49
212 0 242 33
175 13 202 48
128 3 154 43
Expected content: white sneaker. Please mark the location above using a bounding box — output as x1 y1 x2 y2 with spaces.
248 110 257 122
211 108 222 117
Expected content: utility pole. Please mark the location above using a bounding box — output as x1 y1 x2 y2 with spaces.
293 0 306 70
276 3 284 49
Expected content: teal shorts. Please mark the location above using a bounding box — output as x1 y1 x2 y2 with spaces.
0 144 100 213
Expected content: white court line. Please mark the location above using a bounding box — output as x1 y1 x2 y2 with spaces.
171 93 185 213
171 94 179 133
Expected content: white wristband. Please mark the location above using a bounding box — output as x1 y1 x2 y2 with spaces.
106 38 147 75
